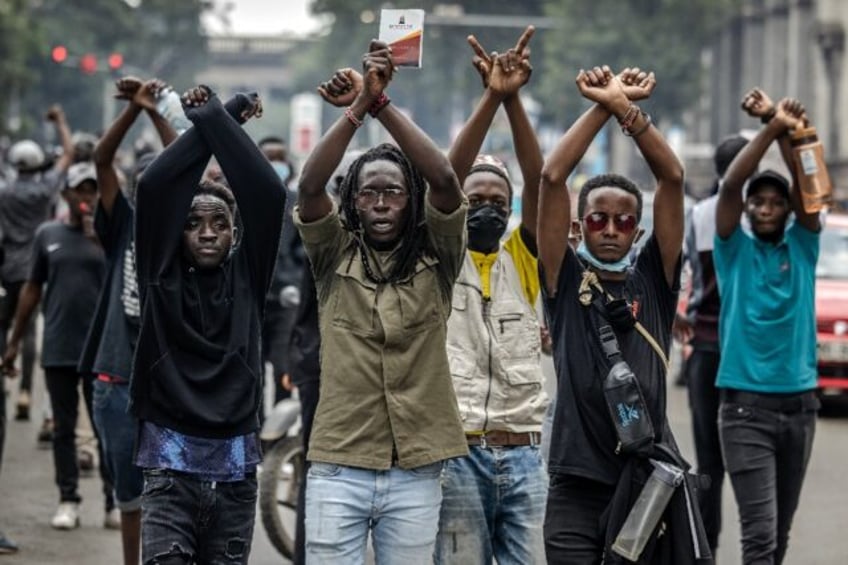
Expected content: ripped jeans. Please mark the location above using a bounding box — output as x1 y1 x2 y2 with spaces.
141 469 257 564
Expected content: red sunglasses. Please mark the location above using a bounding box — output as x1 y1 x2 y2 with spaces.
582 212 638 234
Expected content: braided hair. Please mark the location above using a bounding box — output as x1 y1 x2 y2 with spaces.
338 143 433 284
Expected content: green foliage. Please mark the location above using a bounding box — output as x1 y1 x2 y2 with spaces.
539 0 740 125
2 0 209 137
0 0 41 133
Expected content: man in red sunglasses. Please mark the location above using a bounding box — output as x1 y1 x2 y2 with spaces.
537 65 693 563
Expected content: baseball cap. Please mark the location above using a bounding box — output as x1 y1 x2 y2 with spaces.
8 140 46 170
66 161 97 190
746 169 790 200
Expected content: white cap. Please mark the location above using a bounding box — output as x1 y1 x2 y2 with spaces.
66 161 97 189
8 140 45 170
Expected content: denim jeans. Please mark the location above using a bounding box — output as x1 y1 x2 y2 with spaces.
141 469 257 564
685 348 723 551
92 380 144 511
544 473 616 565
44 367 114 508
435 445 547 565
305 461 443 565
719 392 817 565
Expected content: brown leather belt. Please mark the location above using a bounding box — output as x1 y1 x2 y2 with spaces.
466 431 540 448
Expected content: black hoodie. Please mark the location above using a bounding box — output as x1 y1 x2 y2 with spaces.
131 91 285 438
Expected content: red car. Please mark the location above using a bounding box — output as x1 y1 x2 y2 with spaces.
816 213 848 395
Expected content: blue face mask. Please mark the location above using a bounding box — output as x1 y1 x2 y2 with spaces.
271 161 291 183
576 240 632 273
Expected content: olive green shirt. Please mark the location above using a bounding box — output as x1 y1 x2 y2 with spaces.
294 196 469 469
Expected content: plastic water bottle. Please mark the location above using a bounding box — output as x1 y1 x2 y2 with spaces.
612 459 684 561
155 87 192 135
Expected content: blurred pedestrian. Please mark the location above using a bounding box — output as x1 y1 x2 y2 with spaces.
0 105 74 427
2 161 114 531
714 89 821 565
258 135 304 407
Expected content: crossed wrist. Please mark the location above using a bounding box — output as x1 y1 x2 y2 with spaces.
760 107 777 124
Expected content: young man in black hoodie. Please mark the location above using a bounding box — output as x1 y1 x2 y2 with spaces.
131 85 285 564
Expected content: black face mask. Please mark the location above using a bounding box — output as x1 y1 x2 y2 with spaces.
467 204 508 253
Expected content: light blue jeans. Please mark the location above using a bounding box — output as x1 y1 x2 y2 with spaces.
435 445 548 565
305 461 444 565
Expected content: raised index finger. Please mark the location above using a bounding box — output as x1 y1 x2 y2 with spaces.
514 25 535 55
467 35 490 62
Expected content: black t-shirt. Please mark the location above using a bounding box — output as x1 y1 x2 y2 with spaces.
78 192 139 379
543 235 680 485
30 221 105 368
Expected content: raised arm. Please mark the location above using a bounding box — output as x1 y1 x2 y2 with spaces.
450 26 537 194
181 86 286 286
93 77 144 216
298 67 365 222
717 92 804 239
45 105 74 173
501 35 542 240
770 98 821 232
618 68 685 286
369 41 462 212
447 33 509 184
135 93 260 280
538 67 615 295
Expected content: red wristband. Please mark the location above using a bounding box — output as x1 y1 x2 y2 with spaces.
368 93 391 117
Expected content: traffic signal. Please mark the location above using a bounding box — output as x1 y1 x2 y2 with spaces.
79 54 97 75
107 52 123 71
51 45 68 63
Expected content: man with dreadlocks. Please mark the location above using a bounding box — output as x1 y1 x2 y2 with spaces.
433 27 549 565
295 41 467 563
130 85 283 564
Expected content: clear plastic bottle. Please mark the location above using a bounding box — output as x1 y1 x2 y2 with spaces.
611 460 684 561
155 87 192 135
790 126 832 213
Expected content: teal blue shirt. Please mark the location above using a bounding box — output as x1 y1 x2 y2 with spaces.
713 222 819 393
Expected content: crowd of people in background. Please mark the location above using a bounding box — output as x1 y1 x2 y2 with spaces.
0 24 826 565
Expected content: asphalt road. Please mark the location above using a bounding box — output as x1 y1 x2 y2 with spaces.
2 368 847 564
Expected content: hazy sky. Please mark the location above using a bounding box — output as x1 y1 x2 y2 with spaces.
204 0 325 35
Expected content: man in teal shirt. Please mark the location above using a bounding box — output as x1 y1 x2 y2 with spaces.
714 89 821 565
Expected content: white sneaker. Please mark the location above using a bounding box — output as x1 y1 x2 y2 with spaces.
50 502 80 530
103 508 121 530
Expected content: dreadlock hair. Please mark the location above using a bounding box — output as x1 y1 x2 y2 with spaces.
577 173 644 222
338 143 433 284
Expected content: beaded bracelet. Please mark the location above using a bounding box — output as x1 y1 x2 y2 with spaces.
368 93 391 117
624 111 652 137
618 104 640 131
344 107 363 128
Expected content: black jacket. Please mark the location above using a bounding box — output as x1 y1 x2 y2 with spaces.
288 265 320 387
131 91 286 438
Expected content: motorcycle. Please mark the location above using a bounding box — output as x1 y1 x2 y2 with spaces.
259 396 306 560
